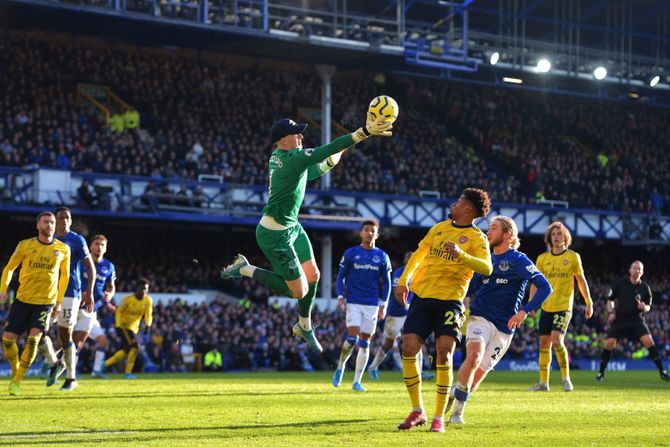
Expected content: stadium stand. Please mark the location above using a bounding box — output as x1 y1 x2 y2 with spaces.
1 29 669 212
0 28 669 373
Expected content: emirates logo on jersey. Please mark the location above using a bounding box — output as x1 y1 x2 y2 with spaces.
459 236 468 244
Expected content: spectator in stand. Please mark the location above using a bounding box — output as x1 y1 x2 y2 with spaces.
204 346 223 371
2 31 669 213
77 179 99 208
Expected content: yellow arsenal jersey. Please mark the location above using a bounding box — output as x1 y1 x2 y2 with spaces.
115 293 153 333
398 220 492 302
0 237 71 305
537 249 584 312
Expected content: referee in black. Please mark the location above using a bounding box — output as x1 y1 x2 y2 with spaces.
596 260 669 382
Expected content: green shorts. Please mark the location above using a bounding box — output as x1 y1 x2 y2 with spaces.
256 222 315 281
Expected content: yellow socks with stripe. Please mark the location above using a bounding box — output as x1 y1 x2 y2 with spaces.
554 345 570 380
434 363 453 419
2 337 19 377
402 355 423 411
14 335 39 384
105 350 128 367
539 348 551 384
125 348 138 374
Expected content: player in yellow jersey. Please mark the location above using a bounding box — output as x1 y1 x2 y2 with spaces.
528 221 592 392
105 277 153 379
0 212 70 396
395 188 493 433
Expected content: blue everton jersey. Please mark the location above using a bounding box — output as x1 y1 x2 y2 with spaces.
81 258 116 311
56 230 90 297
388 266 414 317
336 245 392 306
469 248 548 334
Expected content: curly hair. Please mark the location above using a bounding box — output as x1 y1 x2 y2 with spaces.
462 188 491 218
544 221 572 249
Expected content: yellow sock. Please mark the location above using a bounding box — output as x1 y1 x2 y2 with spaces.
125 348 138 374
14 335 39 384
539 348 551 384
554 345 570 380
434 363 453 418
2 337 19 377
402 355 423 411
105 350 127 367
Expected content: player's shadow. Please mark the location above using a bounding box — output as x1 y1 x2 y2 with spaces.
0 390 326 401
0 419 373 445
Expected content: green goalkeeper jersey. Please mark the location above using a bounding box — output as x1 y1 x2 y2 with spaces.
263 134 355 227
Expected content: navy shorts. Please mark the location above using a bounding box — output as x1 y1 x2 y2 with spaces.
4 299 53 335
403 295 465 342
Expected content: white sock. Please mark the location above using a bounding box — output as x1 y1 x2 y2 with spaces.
453 399 466 416
298 316 312 331
453 383 468 415
240 265 256 278
353 346 369 383
337 340 355 370
93 349 105 372
64 342 77 380
39 337 57 366
392 349 402 369
369 348 388 370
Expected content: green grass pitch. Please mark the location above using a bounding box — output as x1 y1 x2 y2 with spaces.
0 371 668 446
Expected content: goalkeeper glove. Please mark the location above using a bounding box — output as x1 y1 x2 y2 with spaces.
352 114 393 143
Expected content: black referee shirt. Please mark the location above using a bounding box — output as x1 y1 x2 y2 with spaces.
609 278 652 322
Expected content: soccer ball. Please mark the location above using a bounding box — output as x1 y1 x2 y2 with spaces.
368 95 399 124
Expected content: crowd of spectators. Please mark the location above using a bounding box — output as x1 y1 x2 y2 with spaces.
92 268 670 373
1 29 670 372
2 218 668 372
2 30 670 213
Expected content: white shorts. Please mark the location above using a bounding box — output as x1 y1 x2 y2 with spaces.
383 315 406 340
74 308 98 335
89 317 104 339
465 315 513 373
345 303 378 335
58 296 81 328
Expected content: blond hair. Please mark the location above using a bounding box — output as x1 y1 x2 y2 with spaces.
491 215 520 249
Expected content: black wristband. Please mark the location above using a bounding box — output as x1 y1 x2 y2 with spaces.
362 126 371 136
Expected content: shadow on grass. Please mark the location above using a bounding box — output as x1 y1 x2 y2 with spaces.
0 419 373 445
0 390 328 402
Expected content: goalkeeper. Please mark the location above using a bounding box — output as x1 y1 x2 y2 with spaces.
221 112 393 352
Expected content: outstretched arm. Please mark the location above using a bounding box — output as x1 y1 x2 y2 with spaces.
307 151 345 180
298 115 393 170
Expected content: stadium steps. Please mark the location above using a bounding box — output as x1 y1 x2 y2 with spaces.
77 83 135 126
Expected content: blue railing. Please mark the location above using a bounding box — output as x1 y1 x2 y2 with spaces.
1 167 668 240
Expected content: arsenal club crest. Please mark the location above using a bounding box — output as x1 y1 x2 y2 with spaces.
459 236 468 244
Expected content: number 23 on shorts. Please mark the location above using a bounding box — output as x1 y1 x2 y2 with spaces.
552 313 568 331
